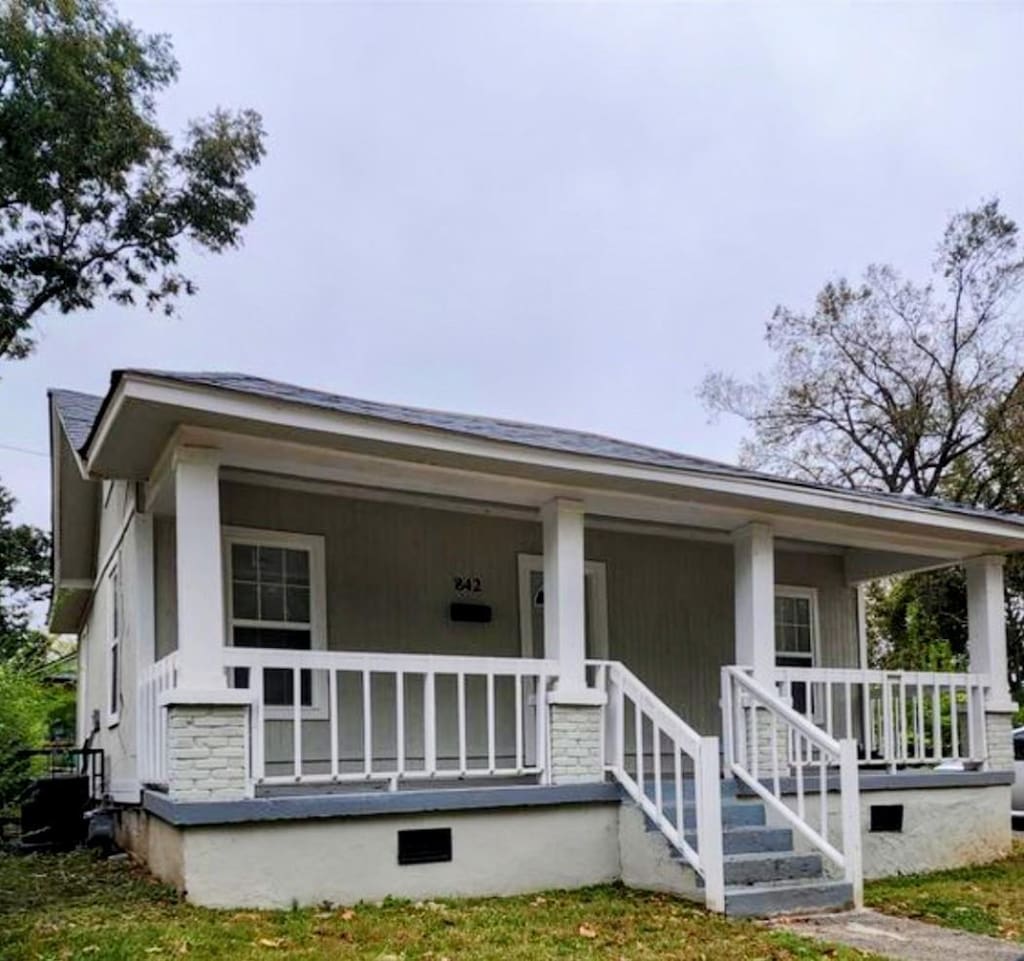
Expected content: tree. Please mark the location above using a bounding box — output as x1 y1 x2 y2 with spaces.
0 484 49 669
701 200 1024 503
0 0 266 359
702 200 1024 697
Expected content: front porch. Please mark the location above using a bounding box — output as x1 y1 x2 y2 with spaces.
130 443 1018 913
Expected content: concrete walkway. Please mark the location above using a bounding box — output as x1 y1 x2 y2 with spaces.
769 909 1024 961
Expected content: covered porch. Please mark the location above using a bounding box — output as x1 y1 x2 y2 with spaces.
135 436 1017 801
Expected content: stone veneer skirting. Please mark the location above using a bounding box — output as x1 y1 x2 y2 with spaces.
549 704 604 785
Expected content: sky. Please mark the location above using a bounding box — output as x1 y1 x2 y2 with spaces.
4 0 1024 536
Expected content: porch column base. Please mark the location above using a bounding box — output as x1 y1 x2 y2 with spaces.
984 709 1017 772
167 703 249 802
548 703 604 785
748 706 789 776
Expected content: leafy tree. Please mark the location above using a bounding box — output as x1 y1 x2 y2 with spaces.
0 0 266 359
701 200 1024 501
702 200 1024 696
0 484 49 669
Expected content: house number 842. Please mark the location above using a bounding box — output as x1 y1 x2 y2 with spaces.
453 576 482 593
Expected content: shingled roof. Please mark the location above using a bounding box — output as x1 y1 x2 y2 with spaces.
50 369 1024 529
50 388 104 451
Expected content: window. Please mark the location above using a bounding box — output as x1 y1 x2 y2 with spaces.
224 528 326 714
774 588 817 668
107 561 123 726
774 587 818 715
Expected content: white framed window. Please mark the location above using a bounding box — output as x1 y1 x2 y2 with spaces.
223 527 327 718
107 560 123 727
775 586 819 716
774 586 819 668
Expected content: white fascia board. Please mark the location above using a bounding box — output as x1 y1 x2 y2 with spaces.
92 373 1024 551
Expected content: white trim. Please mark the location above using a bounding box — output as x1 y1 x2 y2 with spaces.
182 427 990 559
86 373 1024 548
106 560 122 728
516 553 609 661
222 526 328 720
773 584 821 668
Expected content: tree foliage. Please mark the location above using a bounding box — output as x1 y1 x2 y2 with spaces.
703 200 1024 696
0 483 49 669
702 200 1024 503
0 0 266 359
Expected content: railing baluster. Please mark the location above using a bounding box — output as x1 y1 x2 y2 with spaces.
424 671 436 774
362 670 372 777
915 681 925 761
329 668 339 781
486 672 495 773
514 673 523 773
653 724 663 815
395 671 405 778
252 664 264 784
932 680 942 760
292 667 302 781
949 681 960 759
674 746 684 840
457 671 467 775
862 675 873 762
844 681 853 743
898 678 908 763
634 698 644 793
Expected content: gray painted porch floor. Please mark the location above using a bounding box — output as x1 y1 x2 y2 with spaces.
769 910 1024 961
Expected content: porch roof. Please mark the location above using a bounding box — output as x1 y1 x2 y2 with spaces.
55 368 1024 536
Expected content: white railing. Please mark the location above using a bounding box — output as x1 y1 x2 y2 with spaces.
723 666 862 907
771 667 989 769
137 653 179 787
224 648 559 788
590 660 725 913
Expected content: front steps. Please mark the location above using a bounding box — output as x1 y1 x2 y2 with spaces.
642 781 854 918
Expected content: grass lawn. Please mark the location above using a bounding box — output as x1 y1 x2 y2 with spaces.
0 851 884 961
865 841 1024 942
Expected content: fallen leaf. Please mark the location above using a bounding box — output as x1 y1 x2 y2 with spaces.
578 923 598 939
341 909 356 920
257 938 285 949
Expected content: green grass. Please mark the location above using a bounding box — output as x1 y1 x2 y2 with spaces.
0 851 883 961
865 841 1024 942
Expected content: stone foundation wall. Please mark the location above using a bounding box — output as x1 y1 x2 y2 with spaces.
167 704 248 801
549 704 604 785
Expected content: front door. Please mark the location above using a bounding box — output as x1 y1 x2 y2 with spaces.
517 554 608 766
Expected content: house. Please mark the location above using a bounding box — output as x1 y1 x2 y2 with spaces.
49 370 1020 916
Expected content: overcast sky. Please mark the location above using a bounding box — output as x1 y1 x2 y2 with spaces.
4 0 1024 534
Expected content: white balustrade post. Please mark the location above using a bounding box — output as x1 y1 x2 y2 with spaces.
174 447 227 692
732 523 775 684
698 736 726 913
163 446 252 802
542 498 587 696
839 738 863 908
541 498 606 784
966 555 1017 769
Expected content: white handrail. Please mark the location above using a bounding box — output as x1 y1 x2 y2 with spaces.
723 665 862 908
225 648 558 788
771 666 989 769
590 660 725 913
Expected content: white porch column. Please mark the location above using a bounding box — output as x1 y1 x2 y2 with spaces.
541 498 588 697
173 447 227 692
733 522 775 684
966 555 1014 710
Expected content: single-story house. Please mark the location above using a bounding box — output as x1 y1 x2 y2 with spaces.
50 370 1020 916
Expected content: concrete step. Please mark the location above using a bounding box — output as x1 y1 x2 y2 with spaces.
724 879 854 918
721 851 825 886
681 825 794 856
643 801 766 832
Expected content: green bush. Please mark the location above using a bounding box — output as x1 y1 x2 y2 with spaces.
0 665 54 808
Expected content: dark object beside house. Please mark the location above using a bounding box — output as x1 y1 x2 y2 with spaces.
14 748 104 852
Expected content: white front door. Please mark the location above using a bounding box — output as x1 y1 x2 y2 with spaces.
517 554 608 767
